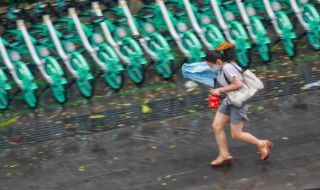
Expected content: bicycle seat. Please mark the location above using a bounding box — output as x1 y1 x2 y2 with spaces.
198 5 211 13
7 39 21 48
175 9 187 16
141 11 155 20
222 0 236 6
38 37 50 43
92 16 105 24
61 31 77 38
33 33 50 44
114 16 127 24
234 15 245 22
132 34 142 41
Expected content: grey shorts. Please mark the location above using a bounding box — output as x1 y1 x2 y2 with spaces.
217 99 250 124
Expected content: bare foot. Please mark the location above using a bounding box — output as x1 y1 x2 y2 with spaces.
210 155 233 166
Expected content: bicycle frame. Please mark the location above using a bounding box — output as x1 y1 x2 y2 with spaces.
0 46 12 109
65 8 125 88
46 0 123 92
91 3 148 84
182 0 225 50
236 0 271 62
290 0 320 50
210 0 251 68
92 2 131 65
17 20 67 103
118 0 175 79
156 0 205 63
118 1 158 59
39 15 95 98
0 36 38 108
263 0 297 56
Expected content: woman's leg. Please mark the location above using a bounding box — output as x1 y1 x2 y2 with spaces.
230 121 261 146
211 111 232 164
230 121 273 160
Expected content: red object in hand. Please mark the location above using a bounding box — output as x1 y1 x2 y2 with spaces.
209 94 220 109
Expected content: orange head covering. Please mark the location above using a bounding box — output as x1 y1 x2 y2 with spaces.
215 42 234 51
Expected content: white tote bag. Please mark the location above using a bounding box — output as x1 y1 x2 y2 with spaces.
223 64 264 107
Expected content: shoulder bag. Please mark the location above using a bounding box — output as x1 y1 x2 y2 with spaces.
223 63 264 107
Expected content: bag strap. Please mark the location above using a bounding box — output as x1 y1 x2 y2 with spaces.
229 62 243 74
222 71 230 85
222 62 243 85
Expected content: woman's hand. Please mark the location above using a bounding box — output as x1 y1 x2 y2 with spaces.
210 77 242 97
211 88 221 96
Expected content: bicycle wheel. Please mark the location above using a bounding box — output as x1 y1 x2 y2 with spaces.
307 31 320 50
257 43 270 62
23 88 38 108
97 49 124 90
283 38 295 57
0 89 9 110
16 63 38 108
45 57 67 104
126 64 145 84
70 52 94 98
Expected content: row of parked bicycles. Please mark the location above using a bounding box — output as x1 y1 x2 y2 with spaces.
0 0 319 110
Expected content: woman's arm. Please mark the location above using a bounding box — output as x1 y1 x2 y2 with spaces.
212 76 242 96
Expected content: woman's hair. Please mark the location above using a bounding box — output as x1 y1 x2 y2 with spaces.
204 42 236 63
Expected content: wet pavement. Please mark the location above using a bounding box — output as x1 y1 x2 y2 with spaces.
0 89 319 190
0 25 320 189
